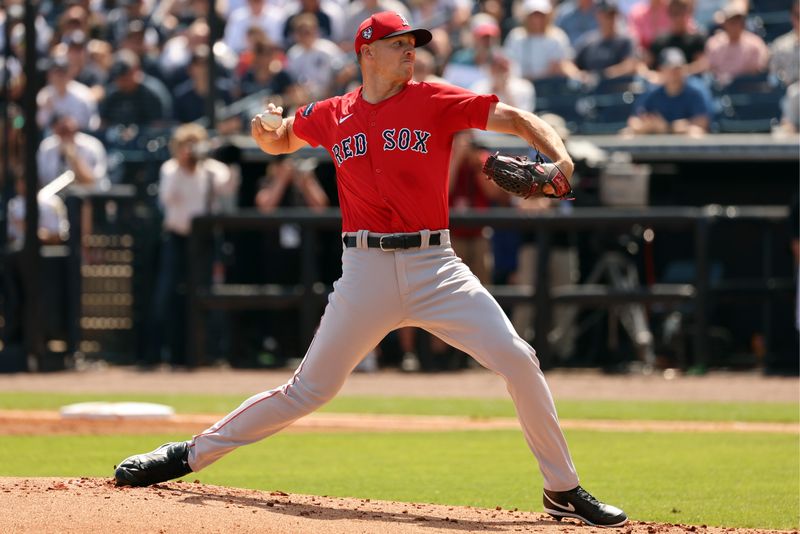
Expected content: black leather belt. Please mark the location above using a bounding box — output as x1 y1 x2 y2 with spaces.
342 232 441 251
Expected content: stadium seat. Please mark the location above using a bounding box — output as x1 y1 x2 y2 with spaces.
574 79 644 135
533 76 585 132
749 12 793 42
713 75 785 133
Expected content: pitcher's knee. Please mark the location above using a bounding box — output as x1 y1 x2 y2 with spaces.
283 377 339 414
486 338 541 377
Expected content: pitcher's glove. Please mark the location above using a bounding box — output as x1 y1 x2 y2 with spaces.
482 152 574 200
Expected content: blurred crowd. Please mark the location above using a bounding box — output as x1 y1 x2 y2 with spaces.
0 0 797 370
0 0 796 148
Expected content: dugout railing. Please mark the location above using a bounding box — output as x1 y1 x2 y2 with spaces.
186 205 792 370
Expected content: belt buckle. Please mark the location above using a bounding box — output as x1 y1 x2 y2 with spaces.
379 235 397 251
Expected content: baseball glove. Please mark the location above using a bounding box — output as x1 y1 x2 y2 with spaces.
482 152 574 200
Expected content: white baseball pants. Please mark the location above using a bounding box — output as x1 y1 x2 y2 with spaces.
188 229 580 491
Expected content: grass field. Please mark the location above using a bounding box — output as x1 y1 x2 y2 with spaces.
0 393 798 529
1 392 797 423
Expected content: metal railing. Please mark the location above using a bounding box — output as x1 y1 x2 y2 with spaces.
186 205 792 369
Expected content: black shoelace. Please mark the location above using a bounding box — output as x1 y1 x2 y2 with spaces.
575 486 601 506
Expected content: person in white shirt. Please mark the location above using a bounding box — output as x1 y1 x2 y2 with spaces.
36 55 100 133
6 175 69 249
224 0 285 53
503 0 575 81
148 123 239 367
470 50 536 112
37 114 108 190
286 13 351 101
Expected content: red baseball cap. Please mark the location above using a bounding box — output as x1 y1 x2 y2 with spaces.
354 11 432 54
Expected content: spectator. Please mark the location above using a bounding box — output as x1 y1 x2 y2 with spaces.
470 50 536 111
627 0 672 50
343 0 412 45
55 4 89 49
282 0 346 48
624 47 711 135
408 0 471 60
0 48 24 103
4 174 70 355
443 13 502 88
769 0 799 86
572 0 638 82
99 50 172 128
704 2 769 86
777 81 799 133
148 123 239 367
412 47 447 83
648 0 707 77
106 0 155 46
172 46 236 128
36 54 100 133
6 174 70 250
37 114 108 189
238 39 305 115
238 157 329 368
286 14 351 101
693 0 727 32
119 19 164 83
61 31 107 101
448 132 503 284
224 0 285 53
555 0 600 46
0 4 52 55
503 0 576 81
160 18 210 85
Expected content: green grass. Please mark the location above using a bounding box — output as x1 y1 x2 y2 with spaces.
0 392 797 423
0 430 797 529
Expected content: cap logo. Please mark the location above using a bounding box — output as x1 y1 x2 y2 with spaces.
397 13 409 26
361 26 373 40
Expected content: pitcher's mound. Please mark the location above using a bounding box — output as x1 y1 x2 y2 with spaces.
0 477 785 534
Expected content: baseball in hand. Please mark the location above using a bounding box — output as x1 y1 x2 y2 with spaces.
258 112 282 131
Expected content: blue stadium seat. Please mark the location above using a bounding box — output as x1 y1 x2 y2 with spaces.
750 12 793 42
750 0 793 14
573 78 645 134
713 74 785 132
533 76 585 132
575 92 637 135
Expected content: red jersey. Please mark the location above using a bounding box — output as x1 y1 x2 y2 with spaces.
292 81 498 233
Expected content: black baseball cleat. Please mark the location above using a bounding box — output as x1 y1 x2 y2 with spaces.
114 441 193 487
543 485 628 527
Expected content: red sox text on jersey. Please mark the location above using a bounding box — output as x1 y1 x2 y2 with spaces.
331 129 431 166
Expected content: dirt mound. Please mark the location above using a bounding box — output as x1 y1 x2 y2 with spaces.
0 477 790 534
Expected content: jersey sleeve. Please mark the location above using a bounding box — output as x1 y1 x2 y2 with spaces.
426 82 499 133
292 99 334 148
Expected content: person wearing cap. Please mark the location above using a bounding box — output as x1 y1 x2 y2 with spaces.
442 13 503 89
625 47 711 135
113 12 628 528
703 1 769 86
503 0 576 81
99 49 172 128
35 53 100 133
571 0 639 82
